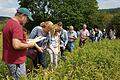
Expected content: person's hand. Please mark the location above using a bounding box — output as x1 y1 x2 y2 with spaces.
35 43 43 52
28 41 36 48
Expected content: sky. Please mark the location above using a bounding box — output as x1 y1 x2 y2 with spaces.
0 0 120 17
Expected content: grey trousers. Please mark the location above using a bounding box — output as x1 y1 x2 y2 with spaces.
7 63 26 80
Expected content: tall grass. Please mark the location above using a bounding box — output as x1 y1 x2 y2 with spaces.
0 34 2 58
0 21 5 32
26 39 120 80
0 34 120 80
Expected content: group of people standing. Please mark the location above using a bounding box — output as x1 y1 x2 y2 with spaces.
28 21 79 69
28 21 67 69
2 7 117 80
89 27 116 42
2 7 72 80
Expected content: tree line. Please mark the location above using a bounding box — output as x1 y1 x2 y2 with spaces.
18 0 120 37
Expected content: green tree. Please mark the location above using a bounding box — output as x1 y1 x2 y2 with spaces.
49 0 99 29
109 12 120 37
18 0 52 31
96 12 113 29
18 0 99 31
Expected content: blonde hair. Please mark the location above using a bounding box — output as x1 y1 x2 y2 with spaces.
40 22 45 27
50 24 62 38
55 24 62 31
40 21 54 28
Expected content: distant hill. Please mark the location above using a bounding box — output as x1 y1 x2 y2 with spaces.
99 7 120 14
0 16 10 21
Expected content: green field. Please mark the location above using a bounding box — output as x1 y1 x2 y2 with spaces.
0 21 5 32
0 34 2 58
0 34 120 80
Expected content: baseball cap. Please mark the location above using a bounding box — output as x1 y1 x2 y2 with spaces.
17 7 34 21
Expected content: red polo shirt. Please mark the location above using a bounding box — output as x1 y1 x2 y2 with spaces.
2 18 27 64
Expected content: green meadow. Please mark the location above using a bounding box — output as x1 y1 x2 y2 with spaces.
0 34 120 80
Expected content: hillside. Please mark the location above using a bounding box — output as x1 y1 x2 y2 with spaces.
0 16 10 32
0 16 10 21
99 7 120 13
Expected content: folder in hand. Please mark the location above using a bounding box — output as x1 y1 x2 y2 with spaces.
27 36 46 43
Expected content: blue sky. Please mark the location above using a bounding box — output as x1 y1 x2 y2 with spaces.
0 0 120 17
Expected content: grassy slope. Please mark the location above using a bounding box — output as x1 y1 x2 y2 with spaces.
0 34 120 79
0 21 5 32
0 34 2 58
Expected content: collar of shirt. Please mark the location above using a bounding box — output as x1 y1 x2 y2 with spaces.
12 17 20 25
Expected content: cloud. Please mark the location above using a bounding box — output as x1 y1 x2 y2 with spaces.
0 0 19 17
0 8 17 17
0 0 120 17
97 0 120 9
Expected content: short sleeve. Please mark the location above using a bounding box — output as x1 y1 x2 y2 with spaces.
12 24 23 40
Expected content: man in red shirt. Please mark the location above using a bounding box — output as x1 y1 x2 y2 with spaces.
2 7 35 79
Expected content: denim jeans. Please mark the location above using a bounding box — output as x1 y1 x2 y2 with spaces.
33 52 47 69
67 42 74 52
90 37 95 42
7 63 26 80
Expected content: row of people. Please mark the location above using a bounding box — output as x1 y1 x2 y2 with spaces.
89 28 116 42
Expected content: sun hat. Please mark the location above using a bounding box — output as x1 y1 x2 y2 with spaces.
17 7 33 21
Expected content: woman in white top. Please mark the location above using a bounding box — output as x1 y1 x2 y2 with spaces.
47 24 62 68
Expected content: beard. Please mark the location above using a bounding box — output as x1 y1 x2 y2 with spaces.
20 21 26 26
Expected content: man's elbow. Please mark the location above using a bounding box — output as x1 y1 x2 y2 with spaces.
13 44 21 49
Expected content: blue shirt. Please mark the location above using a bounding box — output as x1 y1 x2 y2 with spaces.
30 26 51 48
67 30 77 42
60 29 68 46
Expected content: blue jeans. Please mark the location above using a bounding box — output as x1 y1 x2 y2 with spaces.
7 63 26 80
90 37 95 42
67 42 74 52
33 52 47 69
